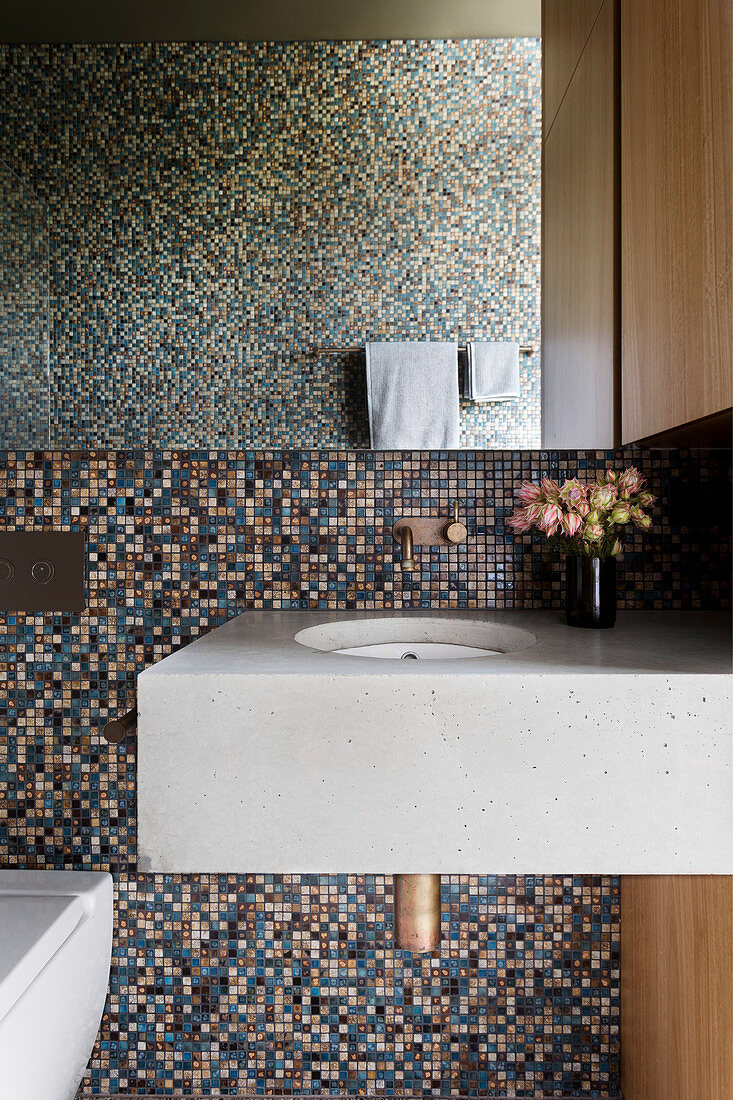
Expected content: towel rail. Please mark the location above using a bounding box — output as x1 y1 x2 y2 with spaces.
311 343 535 355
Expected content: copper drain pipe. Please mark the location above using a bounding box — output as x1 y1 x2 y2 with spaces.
394 874 442 952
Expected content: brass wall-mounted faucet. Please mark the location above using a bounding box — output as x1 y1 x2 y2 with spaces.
399 524 416 571
393 500 468 570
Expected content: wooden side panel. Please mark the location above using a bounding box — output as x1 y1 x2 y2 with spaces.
621 0 733 443
621 876 733 1100
541 0 617 449
542 0 604 139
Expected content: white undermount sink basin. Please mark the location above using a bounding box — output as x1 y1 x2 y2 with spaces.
294 616 537 660
333 641 499 660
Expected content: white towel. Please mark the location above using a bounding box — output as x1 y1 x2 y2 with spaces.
464 341 520 402
366 341 460 449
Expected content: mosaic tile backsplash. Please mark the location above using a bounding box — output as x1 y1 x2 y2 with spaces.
1 445 730 1095
0 159 49 447
0 40 540 450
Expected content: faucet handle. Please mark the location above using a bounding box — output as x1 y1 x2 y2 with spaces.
442 500 468 545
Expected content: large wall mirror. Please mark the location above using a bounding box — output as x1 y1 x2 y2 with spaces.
0 4 541 449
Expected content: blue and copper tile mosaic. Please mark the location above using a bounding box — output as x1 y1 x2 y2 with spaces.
0 445 730 1094
96 874 619 1096
0 161 49 447
0 40 540 449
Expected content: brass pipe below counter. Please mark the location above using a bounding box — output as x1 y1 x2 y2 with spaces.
394 874 442 952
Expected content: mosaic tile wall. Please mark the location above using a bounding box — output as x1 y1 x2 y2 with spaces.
0 40 541 450
1 445 730 1094
0 159 49 447
99 874 619 1096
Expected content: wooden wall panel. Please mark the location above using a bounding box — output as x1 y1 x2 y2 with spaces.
541 0 617 449
621 0 733 443
542 0 604 139
621 876 733 1100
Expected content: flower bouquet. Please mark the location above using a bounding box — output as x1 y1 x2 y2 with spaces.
508 467 655 627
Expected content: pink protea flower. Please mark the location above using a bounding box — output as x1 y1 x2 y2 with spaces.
540 477 561 500
559 478 587 508
524 502 545 525
562 511 582 537
618 467 644 498
610 502 631 524
516 480 542 504
508 508 533 533
506 466 654 560
538 501 563 535
590 484 617 511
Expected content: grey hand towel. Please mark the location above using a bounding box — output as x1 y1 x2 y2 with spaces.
464 341 520 402
366 341 460 449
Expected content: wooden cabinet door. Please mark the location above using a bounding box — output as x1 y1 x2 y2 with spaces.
621 876 733 1100
621 0 733 443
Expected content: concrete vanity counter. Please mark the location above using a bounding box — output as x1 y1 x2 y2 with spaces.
138 608 732 676
138 610 732 874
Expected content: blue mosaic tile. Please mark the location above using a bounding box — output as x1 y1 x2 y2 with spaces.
0 445 730 1093
0 40 540 449
0 161 49 446
95 874 619 1096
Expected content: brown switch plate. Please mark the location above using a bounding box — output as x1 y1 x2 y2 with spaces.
0 531 86 612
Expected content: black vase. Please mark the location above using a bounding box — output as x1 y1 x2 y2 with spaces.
565 555 617 628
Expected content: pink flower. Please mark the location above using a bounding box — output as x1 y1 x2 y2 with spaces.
540 477 561 501
505 467 651 549
517 480 542 504
538 501 563 535
618 467 644 498
562 511 582 537
508 508 533 533
590 484 617 511
610 502 631 524
584 521 604 541
559 478 587 508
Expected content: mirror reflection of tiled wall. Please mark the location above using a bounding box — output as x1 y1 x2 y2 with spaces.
0 160 49 448
0 40 540 449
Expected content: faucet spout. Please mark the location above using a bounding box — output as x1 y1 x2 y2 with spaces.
400 524 415 571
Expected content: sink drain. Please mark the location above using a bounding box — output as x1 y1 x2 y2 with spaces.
400 651 420 660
